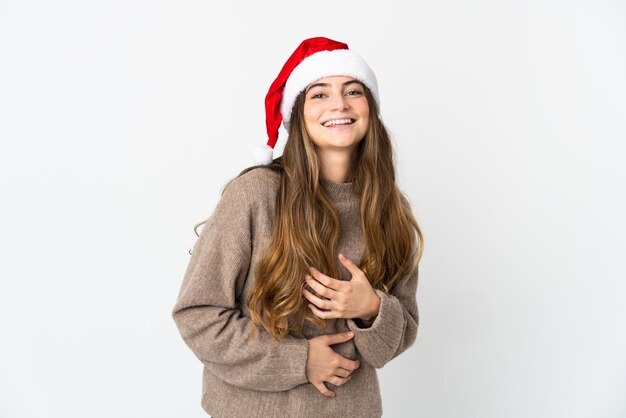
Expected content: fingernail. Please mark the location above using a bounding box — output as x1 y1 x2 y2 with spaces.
347 331 354 337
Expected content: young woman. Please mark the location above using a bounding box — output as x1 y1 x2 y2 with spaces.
172 36 424 418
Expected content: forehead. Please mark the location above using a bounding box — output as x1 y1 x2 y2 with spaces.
305 75 361 89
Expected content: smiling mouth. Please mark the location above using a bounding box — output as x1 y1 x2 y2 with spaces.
322 118 355 127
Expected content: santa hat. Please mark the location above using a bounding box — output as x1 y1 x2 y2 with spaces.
253 36 380 165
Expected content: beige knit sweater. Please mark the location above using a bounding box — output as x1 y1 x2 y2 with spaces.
172 167 419 418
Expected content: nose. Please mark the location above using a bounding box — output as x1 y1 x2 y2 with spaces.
330 93 349 111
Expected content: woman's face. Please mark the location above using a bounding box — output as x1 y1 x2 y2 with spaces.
302 75 369 153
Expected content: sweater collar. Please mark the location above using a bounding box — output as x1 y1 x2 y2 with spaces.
320 177 358 203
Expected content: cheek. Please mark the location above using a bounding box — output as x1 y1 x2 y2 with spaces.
359 101 370 119
302 113 316 132
360 120 370 137
304 109 325 132
303 104 317 123
358 103 370 129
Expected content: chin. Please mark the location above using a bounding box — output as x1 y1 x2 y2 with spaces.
322 133 362 144
324 141 362 150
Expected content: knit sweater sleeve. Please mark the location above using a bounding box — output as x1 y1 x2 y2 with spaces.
345 255 419 369
171 173 310 391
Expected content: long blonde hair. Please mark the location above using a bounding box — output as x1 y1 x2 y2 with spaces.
195 85 424 341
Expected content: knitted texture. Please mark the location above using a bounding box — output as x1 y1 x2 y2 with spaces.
172 167 419 418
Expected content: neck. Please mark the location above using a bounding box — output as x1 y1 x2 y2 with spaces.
316 146 356 183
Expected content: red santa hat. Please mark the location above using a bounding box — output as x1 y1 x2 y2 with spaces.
253 36 380 165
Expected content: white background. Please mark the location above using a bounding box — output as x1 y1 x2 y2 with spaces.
1 0 625 417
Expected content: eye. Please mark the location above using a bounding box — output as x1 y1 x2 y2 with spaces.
346 89 363 96
310 92 326 99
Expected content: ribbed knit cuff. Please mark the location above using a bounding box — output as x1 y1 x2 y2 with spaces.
287 337 311 387
345 289 405 368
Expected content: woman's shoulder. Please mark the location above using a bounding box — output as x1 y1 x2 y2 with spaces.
222 165 281 204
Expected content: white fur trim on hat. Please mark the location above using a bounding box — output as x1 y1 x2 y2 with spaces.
252 143 274 165
280 49 379 132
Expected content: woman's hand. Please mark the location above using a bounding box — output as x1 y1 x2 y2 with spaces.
305 331 361 397
302 253 381 321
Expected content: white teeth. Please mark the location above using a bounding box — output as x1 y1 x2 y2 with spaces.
322 118 353 127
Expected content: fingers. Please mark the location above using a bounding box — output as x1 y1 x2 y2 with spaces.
302 288 332 310
334 367 353 378
338 253 358 273
308 267 342 291
339 357 360 371
313 375 353 397
327 375 352 387
307 331 361 398
314 382 335 398
323 331 354 346
308 302 333 319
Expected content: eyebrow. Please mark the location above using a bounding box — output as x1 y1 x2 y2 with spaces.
305 79 363 94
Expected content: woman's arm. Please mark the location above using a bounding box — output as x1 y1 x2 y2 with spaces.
345 263 419 369
171 174 309 392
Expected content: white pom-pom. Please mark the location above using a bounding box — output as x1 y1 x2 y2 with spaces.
253 143 274 165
